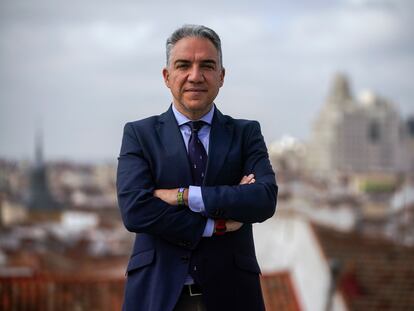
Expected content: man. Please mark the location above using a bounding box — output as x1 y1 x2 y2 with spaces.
117 24 277 311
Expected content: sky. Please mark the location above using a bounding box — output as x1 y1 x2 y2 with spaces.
0 0 413 162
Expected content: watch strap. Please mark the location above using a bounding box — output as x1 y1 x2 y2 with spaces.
214 219 226 236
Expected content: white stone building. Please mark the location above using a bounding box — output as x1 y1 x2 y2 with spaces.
307 73 410 175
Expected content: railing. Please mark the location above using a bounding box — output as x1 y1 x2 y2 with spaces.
0 275 125 311
1 273 300 311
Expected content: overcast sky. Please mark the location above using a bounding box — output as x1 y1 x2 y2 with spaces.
1 0 413 162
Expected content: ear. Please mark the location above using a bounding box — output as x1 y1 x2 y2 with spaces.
219 67 225 87
162 68 170 88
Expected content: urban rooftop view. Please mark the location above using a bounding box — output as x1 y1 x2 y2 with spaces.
1 74 413 310
1 1 414 310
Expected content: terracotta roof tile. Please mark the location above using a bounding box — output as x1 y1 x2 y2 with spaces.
261 271 301 311
0 275 124 311
0 272 302 311
312 224 414 310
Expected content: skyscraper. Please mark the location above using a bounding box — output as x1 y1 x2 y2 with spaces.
307 73 408 175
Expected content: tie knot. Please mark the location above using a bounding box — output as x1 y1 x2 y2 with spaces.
187 121 206 133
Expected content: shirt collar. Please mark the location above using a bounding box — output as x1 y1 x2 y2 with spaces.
172 103 215 127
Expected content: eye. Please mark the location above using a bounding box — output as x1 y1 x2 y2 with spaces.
175 63 189 69
201 63 215 70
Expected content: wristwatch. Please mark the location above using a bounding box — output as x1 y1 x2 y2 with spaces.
214 219 226 236
177 188 185 206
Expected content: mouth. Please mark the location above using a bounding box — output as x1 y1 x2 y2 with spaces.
184 88 207 93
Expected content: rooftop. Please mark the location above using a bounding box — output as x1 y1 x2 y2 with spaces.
312 224 414 310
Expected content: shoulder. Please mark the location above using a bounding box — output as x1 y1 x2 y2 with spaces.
218 112 261 132
125 115 160 130
123 109 169 135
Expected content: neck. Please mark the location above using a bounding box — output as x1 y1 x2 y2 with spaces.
173 102 213 121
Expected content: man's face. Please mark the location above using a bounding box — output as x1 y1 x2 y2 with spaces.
162 37 225 120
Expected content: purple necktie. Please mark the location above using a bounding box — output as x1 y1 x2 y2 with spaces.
186 121 208 186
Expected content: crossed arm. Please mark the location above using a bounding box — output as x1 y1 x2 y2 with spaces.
154 174 257 233
117 121 277 249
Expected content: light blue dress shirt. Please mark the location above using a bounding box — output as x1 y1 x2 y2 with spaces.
171 104 215 238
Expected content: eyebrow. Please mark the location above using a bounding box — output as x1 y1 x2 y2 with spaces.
174 59 190 65
201 60 217 66
202 59 217 64
174 59 217 65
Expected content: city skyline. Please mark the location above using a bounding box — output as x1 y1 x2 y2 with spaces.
1 0 413 161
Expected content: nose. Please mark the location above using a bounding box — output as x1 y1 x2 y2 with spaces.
188 66 204 83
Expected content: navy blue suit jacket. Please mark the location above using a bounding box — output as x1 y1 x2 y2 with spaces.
117 106 277 311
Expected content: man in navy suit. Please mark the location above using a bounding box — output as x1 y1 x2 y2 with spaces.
117 24 277 311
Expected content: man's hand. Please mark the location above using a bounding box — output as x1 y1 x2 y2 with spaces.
225 220 244 232
223 173 255 232
239 173 255 185
154 188 184 206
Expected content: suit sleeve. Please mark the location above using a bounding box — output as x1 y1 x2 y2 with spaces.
116 122 207 250
201 121 278 223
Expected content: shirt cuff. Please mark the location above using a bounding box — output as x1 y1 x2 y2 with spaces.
202 218 215 237
188 186 205 213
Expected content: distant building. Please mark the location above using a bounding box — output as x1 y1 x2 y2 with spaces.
261 271 302 311
254 214 414 311
313 223 414 311
0 274 125 311
269 136 307 181
307 73 410 175
0 194 27 227
27 130 63 220
405 116 414 172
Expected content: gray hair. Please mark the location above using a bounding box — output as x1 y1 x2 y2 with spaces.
166 24 223 68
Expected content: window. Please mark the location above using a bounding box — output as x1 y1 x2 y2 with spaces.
368 121 380 143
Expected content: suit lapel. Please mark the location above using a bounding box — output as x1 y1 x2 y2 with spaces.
205 108 234 185
155 106 193 184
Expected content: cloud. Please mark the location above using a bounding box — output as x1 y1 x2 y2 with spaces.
61 21 156 55
0 0 413 160
284 4 404 56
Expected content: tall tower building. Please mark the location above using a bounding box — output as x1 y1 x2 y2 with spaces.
307 73 408 175
28 130 62 214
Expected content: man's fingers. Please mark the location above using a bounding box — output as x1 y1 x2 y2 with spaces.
240 174 255 185
239 176 248 184
226 220 244 232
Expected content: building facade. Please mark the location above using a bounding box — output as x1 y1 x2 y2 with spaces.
307 73 410 175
